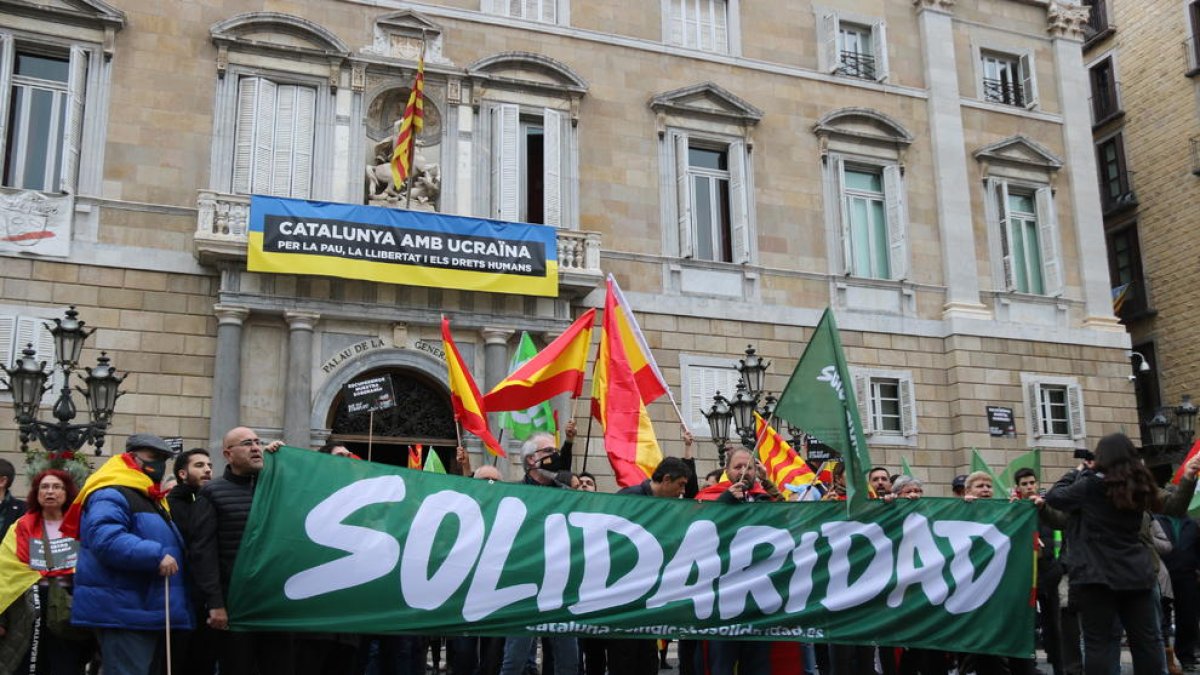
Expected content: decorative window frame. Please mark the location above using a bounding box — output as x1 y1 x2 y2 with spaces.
813 6 889 83
970 40 1040 111
207 13 348 201
974 136 1066 300
660 0 742 56
1085 49 1123 125
481 0 570 26
468 52 586 229
850 366 917 447
679 352 739 439
1020 372 1086 448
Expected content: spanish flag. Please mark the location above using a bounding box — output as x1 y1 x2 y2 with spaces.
441 317 505 457
61 453 169 539
483 308 595 411
592 285 662 487
1172 439 1200 485
754 413 818 499
390 50 425 190
606 275 669 404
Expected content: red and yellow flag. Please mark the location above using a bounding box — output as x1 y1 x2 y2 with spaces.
390 51 425 190
754 413 818 498
592 285 661 487
606 275 669 404
1172 439 1200 484
483 309 596 412
441 317 505 457
408 444 423 470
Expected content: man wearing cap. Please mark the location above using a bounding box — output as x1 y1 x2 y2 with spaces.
64 433 192 675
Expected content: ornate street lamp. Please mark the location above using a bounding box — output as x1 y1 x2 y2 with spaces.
736 345 770 399
1 306 125 456
702 391 733 463
1148 408 1172 449
1176 394 1198 443
729 379 759 448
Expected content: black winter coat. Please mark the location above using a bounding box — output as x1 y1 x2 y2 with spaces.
190 467 257 610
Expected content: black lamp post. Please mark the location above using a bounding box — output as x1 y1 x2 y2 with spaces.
1144 393 1199 471
702 391 733 464
736 345 769 398
728 380 759 448
1 306 125 456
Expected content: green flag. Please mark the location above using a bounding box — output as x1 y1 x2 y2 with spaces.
998 449 1041 494
970 448 1007 496
423 449 446 474
498 332 557 441
775 308 873 512
228 448 1037 658
900 456 914 477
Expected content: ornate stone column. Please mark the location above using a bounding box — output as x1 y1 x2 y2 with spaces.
283 311 321 448
481 328 514 474
209 304 249 476
914 0 991 321
1047 0 1124 331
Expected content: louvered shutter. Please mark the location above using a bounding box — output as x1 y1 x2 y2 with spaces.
990 178 1017 292
819 12 840 73
0 35 12 166
1067 383 1086 440
832 156 853 275
1019 53 1038 109
0 315 15 374
232 77 259 194
728 139 750 263
854 373 874 435
290 86 316 198
711 0 728 53
1036 187 1063 297
900 377 917 437
669 0 686 46
883 164 907 281
493 103 520 221
542 108 563 227
253 79 278 196
872 21 889 81
673 132 694 258
1027 381 1043 439
60 46 88 194
271 85 296 197
15 317 57 403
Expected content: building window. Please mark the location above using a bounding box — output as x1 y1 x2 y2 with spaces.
485 0 558 23
231 77 316 199
1107 224 1146 318
668 130 751 263
817 12 888 81
680 354 741 438
1082 0 1110 40
987 179 1062 296
829 157 906 280
980 51 1036 109
1022 374 1085 446
1089 57 1120 122
487 104 568 226
1 44 88 194
667 0 729 53
852 368 917 444
1096 134 1134 212
0 312 58 396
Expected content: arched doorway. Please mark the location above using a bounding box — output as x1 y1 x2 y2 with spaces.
325 366 460 472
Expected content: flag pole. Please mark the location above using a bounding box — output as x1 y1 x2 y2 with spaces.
491 428 503 466
404 32 427 210
581 407 595 474
367 410 375 462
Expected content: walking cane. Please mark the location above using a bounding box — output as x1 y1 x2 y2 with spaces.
164 576 172 675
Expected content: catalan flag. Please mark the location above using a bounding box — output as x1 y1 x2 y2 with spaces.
754 413 818 499
441 317 505 457
592 284 662 487
390 51 425 191
484 309 596 412
606 275 670 404
1112 282 1131 315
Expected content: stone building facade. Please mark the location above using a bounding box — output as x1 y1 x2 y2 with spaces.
0 0 1133 494
1082 0 1200 469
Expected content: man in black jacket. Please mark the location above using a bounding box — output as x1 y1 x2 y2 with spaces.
0 458 24 537
167 448 214 675
191 426 289 675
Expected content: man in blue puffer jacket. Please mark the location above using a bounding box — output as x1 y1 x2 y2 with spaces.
66 433 193 675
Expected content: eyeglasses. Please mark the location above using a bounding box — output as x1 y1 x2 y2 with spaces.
226 438 261 449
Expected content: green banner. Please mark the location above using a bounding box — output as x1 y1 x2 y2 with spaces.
229 448 1037 658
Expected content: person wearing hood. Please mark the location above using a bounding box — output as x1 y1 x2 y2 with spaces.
65 433 193 675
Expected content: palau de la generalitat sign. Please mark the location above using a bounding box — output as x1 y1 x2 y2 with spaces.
246 196 559 297
229 449 1037 658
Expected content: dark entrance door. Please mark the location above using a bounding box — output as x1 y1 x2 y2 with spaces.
326 367 461 472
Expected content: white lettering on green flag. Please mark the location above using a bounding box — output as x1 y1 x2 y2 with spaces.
228 448 1037 658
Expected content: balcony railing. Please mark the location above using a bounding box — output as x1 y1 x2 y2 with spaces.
838 51 876 80
194 191 604 292
982 78 1024 107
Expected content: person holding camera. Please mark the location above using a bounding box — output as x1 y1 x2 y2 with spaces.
1045 433 1200 675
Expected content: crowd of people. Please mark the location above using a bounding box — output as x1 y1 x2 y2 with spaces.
0 427 1198 675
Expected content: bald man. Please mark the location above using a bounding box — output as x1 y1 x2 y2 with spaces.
473 465 502 481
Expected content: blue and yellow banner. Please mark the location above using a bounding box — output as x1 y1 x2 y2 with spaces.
247 196 559 297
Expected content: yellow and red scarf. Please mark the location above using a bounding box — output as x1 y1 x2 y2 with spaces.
60 453 169 540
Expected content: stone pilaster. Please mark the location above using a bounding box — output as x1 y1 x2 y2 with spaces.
283 311 321 448
209 304 249 475
481 328 515 476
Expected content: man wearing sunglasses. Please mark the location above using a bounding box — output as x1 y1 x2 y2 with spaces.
190 427 286 675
